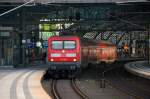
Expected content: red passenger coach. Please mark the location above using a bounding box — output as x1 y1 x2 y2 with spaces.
97 41 117 63
47 36 81 77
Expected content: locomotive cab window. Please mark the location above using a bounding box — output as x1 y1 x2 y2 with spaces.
64 41 76 49
52 41 63 49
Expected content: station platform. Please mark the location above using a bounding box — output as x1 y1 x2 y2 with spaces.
125 61 150 79
0 68 52 99
117 57 146 62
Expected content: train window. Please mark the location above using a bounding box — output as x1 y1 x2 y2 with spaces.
64 41 76 49
52 41 63 49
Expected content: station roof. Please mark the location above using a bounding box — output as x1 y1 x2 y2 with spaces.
0 0 150 32
0 0 149 3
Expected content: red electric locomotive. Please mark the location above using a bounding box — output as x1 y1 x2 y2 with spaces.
47 36 117 78
47 36 81 77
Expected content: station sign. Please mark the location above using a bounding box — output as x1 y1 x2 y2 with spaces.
26 42 35 48
42 41 48 48
0 27 13 31
0 32 10 37
22 40 26 44
26 39 31 43
26 41 48 48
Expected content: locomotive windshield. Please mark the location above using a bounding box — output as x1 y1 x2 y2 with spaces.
64 41 76 49
52 41 63 49
51 40 76 49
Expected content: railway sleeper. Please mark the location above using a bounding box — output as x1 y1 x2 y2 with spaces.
47 68 81 78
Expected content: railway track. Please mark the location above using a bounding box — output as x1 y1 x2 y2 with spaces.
104 66 150 99
51 80 61 99
51 79 90 99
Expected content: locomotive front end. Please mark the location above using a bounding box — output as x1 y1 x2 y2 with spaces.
47 36 81 78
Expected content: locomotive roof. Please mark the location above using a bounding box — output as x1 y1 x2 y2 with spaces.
48 36 80 39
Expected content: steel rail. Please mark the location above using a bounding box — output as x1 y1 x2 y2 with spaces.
103 65 144 99
51 80 61 99
71 79 90 99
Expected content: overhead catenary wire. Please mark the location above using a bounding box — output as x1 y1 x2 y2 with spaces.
113 3 148 30
0 0 34 17
116 17 146 30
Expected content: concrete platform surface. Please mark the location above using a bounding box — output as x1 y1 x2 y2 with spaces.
0 68 52 99
125 61 150 79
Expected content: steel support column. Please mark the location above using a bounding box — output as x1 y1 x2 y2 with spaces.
148 25 150 64
21 10 26 66
116 32 126 45
1 37 4 65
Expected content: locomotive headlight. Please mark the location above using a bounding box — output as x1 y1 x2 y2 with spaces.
66 53 76 57
62 50 65 53
73 59 77 62
50 59 54 61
